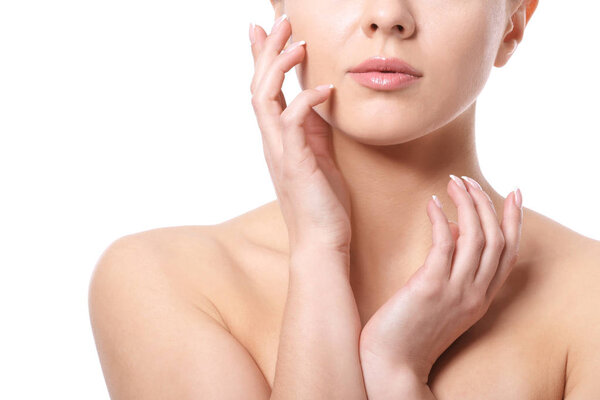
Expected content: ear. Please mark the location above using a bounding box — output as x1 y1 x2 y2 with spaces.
494 0 537 68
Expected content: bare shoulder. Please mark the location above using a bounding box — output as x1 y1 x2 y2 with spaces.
89 224 238 326
88 198 287 329
521 208 600 399
87 222 274 399
518 207 600 302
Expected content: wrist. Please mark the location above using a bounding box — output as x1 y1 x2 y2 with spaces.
361 362 431 400
360 350 430 386
289 246 350 274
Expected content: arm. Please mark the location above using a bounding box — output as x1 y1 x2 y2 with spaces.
88 234 271 399
88 234 368 400
271 248 368 400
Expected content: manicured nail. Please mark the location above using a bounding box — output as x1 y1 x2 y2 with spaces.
449 174 467 191
282 40 305 54
315 83 334 91
461 175 482 190
249 22 256 45
513 188 522 209
432 194 442 209
271 14 288 33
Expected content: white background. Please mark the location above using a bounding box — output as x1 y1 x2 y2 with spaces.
0 0 598 398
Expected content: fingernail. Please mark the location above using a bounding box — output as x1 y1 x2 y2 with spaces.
271 14 288 33
249 22 256 45
513 188 522 210
449 174 467 191
315 83 334 91
432 194 442 209
461 175 482 190
282 40 305 54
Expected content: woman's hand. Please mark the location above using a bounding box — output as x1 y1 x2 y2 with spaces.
249 16 352 259
359 175 523 385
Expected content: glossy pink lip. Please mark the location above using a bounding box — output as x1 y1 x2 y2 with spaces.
348 71 420 91
348 56 422 91
349 56 422 76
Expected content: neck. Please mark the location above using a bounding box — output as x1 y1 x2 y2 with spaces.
330 103 504 309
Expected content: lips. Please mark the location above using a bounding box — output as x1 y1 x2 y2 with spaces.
349 56 422 77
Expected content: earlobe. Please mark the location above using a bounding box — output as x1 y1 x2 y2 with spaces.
506 39 518 57
493 39 518 69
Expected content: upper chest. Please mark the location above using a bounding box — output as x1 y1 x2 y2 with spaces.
202 244 567 400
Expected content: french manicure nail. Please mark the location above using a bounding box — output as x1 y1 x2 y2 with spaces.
513 188 523 209
282 40 305 54
249 22 256 45
432 194 442 209
315 83 334 91
271 14 288 33
449 174 467 191
461 175 482 190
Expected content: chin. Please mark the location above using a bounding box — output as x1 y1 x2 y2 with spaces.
334 115 427 146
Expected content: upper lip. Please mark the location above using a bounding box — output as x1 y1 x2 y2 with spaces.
349 56 422 77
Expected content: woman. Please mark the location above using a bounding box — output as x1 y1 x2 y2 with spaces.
88 0 600 398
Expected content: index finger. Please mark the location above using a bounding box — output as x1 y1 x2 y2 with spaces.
249 22 267 62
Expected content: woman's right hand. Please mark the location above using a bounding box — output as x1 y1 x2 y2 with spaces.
249 16 353 259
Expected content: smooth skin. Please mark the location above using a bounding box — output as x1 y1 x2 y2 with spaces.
88 0 600 398
250 14 523 397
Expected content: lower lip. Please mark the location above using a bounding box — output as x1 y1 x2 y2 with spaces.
348 71 420 91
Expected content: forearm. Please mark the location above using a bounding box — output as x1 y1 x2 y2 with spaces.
270 249 368 400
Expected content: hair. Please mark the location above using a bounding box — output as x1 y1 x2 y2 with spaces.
525 0 539 24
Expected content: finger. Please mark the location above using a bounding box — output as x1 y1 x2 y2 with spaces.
250 24 287 109
486 189 523 300
252 40 307 167
252 15 292 94
446 174 486 283
249 21 289 126
448 221 459 242
280 84 333 173
421 195 454 281
460 176 506 286
249 23 268 64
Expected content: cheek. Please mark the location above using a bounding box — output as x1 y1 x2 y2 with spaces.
424 9 498 102
289 8 357 88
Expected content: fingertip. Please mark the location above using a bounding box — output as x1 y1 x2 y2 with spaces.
514 188 523 210
427 195 447 223
249 22 256 45
514 189 524 227
432 194 443 210
501 190 522 229
315 83 334 92
253 24 267 50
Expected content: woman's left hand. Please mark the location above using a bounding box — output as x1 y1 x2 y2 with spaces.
358 175 523 386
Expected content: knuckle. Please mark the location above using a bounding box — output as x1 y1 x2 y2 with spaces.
438 238 455 254
509 250 520 265
251 92 262 109
490 233 506 252
464 293 486 315
280 110 298 128
470 231 486 250
418 278 445 301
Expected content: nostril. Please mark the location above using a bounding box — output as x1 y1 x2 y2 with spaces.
396 25 404 32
